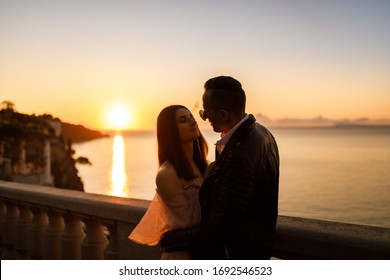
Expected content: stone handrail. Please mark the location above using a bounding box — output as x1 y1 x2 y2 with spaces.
1 180 389 260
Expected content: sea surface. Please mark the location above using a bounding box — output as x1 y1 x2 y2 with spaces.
73 126 390 228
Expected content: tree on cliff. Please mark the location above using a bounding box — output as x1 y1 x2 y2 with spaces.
0 100 15 111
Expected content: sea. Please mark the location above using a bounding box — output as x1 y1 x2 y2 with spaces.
73 126 390 228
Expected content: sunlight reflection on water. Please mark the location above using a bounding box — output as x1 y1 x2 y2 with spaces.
108 135 128 197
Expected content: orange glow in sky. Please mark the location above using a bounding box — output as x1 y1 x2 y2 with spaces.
1 1 389 131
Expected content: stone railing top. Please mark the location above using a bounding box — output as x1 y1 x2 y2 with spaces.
0 180 150 224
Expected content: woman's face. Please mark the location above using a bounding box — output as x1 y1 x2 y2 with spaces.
175 108 199 142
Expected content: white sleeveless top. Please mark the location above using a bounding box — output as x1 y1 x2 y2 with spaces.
128 163 202 258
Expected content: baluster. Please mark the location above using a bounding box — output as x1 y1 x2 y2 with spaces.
28 207 48 259
81 219 108 259
61 214 84 259
0 201 7 256
15 204 33 259
104 223 119 260
44 210 64 259
1 201 20 259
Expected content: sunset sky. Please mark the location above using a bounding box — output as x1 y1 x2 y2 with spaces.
1 0 389 131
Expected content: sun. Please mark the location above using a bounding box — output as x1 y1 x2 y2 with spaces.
106 103 133 130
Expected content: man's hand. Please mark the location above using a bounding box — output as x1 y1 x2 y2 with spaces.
160 229 189 253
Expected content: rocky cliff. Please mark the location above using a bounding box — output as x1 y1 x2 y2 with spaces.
0 107 107 191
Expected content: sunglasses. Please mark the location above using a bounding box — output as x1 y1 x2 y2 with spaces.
199 109 217 121
199 108 228 121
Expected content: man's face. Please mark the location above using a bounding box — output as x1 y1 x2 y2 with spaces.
202 90 223 132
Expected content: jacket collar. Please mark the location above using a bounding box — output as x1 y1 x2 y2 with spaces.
216 114 250 154
215 114 256 160
206 114 256 180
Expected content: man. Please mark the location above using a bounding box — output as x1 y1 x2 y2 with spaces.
161 76 280 259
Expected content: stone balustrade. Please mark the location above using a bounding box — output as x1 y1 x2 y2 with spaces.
0 181 159 259
1 180 389 260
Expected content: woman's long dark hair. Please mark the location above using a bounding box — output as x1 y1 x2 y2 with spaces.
157 105 208 180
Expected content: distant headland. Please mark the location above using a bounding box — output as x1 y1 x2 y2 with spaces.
0 100 108 143
61 122 109 143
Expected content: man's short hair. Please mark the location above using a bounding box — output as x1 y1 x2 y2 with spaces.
204 76 246 115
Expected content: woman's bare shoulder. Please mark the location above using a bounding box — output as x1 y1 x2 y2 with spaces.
156 162 182 195
156 162 177 182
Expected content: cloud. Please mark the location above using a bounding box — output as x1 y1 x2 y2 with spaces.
255 114 390 128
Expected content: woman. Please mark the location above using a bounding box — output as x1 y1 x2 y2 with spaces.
128 105 208 259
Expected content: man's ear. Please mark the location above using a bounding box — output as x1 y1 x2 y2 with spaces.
220 109 229 121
